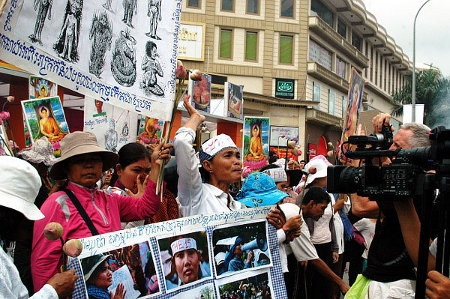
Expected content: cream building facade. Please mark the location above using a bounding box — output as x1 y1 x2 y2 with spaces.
179 0 411 158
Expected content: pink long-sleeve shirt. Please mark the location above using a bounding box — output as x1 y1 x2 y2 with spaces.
31 181 161 291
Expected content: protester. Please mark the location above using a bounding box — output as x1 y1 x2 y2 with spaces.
81 254 126 299
0 156 78 298
282 187 350 299
303 155 344 299
226 237 254 272
106 142 178 228
31 131 171 291
15 136 57 293
346 114 431 298
173 96 245 216
167 234 210 289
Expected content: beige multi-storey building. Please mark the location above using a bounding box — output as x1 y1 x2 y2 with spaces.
179 0 411 159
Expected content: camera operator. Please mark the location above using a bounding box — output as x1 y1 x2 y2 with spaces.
345 113 431 298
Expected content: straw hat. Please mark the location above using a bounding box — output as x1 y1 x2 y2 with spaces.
0 156 44 220
18 136 57 166
49 131 119 180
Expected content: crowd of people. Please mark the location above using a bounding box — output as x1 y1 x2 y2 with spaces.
0 94 449 299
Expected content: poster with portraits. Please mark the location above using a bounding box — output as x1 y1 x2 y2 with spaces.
0 0 182 121
71 207 286 298
224 82 244 119
339 68 365 161
21 96 69 157
188 72 212 113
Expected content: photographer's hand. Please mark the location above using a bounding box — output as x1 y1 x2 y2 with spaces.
372 113 394 134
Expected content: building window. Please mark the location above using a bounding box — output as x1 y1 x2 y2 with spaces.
247 0 259 14
309 39 332 70
221 0 234 11
342 96 347 118
187 0 200 8
352 31 362 51
245 31 258 61
220 29 232 59
279 35 293 64
313 82 321 103
336 56 346 79
337 18 346 38
311 0 334 28
328 89 335 115
281 0 294 18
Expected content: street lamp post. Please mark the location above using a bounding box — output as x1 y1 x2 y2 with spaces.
412 0 432 123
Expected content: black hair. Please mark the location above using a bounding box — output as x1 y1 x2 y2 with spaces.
258 163 281 172
145 40 157 56
301 187 330 206
110 142 151 185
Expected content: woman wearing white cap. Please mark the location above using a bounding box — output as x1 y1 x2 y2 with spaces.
174 96 245 216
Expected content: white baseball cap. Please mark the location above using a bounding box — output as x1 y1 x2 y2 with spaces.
0 156 44 220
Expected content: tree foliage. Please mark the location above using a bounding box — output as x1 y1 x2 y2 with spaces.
390 67 450 126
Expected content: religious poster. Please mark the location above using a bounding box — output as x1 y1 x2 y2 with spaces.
339 68 364 161
137 116 165 145
188 72 211 113
70 207 285 298
29 76 58 99
243 117 270 171
84 97 138 153
0 124 12 156
0 0 182 120
21 96 69 156
224 82 244 119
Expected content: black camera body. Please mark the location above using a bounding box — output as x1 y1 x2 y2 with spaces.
327 125 450 200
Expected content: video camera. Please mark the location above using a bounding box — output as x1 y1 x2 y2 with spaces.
327 125 450 201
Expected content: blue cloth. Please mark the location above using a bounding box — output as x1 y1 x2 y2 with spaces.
87 285 110 299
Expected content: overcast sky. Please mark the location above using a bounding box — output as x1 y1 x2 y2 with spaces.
361 0 450 77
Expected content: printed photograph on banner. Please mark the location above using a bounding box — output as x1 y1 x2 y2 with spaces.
212 220 271 278
188 72 211 113
29 76 58 99
225 82 244 119
243 117 270 171
21 96 69 157
168 283 214 299
79 240 160 298
216 270 273 298
157 230 212 292
137 116 164 145
340 68 365 161
83 97 139 153
268 126 300 163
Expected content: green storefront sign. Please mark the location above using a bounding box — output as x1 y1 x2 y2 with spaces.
275 78 295 99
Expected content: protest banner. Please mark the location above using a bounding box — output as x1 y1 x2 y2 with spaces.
69 207 287 298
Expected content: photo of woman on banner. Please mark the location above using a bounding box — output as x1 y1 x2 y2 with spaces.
158 231 211 291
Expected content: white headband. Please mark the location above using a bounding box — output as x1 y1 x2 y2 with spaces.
201 134 237 157
171 237 197 255
263 168 287 182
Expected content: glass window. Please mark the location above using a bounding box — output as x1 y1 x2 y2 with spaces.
337 18 346 38
187 0 200 8
245 31 257 61
281 0 294 18
309 39 332 70
221 0 234 11
247 0 259 14
336 56 346 79
328 89 335 114
352 31 362 51
220 29 232 59
313 82 321 103
279 35 293 64
342 96 347 117
311 0 334 27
